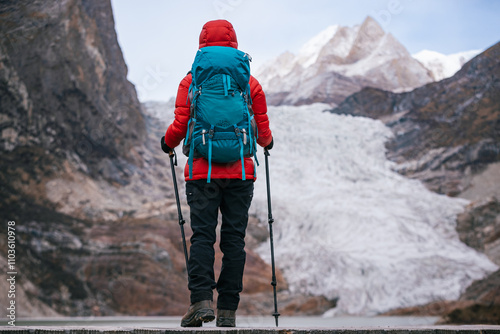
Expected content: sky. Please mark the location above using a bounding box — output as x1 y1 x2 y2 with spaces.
110 0 500 102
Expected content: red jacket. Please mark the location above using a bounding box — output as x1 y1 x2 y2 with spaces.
164 20 272 181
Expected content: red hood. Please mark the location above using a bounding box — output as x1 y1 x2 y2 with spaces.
199 20 238 49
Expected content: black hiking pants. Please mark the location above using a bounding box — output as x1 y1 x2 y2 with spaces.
186 178 254 311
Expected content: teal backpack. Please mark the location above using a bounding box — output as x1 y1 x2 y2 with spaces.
183 46 258 182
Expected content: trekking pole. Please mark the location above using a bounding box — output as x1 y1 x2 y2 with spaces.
169 149 190 274
264 148 280 327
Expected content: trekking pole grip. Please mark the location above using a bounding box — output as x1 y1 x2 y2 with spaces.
169 149 177 166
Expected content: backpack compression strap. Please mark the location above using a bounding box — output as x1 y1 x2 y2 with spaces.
235 125 246 181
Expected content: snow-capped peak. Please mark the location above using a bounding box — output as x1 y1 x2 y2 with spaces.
255 17 434 105
413 49 482 81
297 25 339 68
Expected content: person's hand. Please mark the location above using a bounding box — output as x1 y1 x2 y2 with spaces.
265 137 274 151
161 136 172 154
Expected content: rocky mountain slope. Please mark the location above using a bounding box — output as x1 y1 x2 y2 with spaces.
0 0 300 318
330 41 500 323
255 16 434 106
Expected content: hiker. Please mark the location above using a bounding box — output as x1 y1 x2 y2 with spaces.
160 19 273 327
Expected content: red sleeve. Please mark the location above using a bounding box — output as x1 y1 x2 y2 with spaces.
164 74 192 148
249 75 273 147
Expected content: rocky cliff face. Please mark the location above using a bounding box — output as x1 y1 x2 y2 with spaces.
0 0 303 318
0 0 150 317
0 0 145 170
256 16 434 106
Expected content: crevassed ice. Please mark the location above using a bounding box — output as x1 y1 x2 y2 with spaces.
251 103 497 316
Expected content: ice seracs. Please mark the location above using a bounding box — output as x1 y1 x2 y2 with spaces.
251 104 497 315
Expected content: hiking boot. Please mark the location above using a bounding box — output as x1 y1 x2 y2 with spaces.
216 309 236 327
180 300 215 327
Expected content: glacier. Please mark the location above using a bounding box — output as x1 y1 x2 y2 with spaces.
250 103 497 316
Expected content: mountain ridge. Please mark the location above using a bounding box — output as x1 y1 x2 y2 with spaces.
256 16 434 106
256 16 481 107
413 49 482 81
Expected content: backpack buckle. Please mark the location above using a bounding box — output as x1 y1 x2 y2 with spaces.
202 129 207 145
235 127 247 145
208 128 214 139
241 129 247 145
